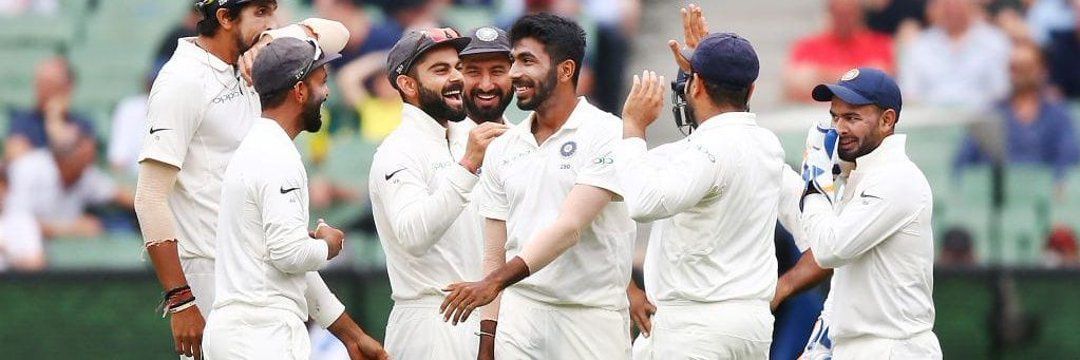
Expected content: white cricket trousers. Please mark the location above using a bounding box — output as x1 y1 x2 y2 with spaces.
496 289 632 359
383 296 480 360
632 300 773 360
203 304 310 360
833 331 942 360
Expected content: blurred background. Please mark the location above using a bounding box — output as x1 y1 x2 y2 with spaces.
1 0 1079 358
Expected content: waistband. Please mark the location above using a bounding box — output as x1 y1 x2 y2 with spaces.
656 299 769 309
393 295 447 307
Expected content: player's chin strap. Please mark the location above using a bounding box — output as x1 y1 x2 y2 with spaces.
671 69 698 137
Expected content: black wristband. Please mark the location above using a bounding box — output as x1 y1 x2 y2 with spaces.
162 285 191 301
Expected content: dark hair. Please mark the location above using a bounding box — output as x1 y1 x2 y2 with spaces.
259 87 290 110
701 79 751 111
195 0 275 37
509 13 586 84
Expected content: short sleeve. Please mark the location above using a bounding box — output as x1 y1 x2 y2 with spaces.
477 140 508 221
138 74 203 169
575 120 622 197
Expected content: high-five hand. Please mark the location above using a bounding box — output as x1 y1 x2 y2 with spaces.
668 4 711 72
622 70 667 139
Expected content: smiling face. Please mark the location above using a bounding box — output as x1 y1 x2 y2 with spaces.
830 99 896 161
462 52 513 123
398 45 467 122
299 66 330 133
228 1 278 52
509 38 560 111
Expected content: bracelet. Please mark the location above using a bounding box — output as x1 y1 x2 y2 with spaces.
162 285 191 301
161 296 196 318
475 330 496 338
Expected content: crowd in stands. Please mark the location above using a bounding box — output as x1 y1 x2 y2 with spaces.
2 0 1079 271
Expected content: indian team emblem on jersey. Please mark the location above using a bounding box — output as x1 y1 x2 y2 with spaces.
840 68 859 81
560 141 577 158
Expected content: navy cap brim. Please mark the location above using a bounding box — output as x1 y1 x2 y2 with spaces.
311 52 343 70
459 46 511 57
812 84 875 106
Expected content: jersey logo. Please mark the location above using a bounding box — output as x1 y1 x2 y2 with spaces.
385 168 407 181
560 141 577 157
859 190 881 200
280 186 301 194
149 127 171 134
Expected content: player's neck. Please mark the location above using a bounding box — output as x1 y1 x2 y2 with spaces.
263 108 302 139
196 34 240 66
532 90 578 143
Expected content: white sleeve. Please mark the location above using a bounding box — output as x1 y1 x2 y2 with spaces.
778 165 808 251
802 179 924 268
139 75 203 169
477 142 508 221
304 272 346 328
260 164 328 274
576 126 622 197
371 150 478 257
614 138 718 222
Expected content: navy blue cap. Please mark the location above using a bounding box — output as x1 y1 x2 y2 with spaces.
812 68 902 114
689 33 759 89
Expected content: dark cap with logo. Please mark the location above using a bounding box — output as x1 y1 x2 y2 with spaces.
460 26 511 57
688 32 759 90
253 37 342 96
386 28 471 89
812 67 902 115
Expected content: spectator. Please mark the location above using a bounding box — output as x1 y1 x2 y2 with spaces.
337 51 403 142
784 0 895 103
360 0 443 56
1026 0 1075 46
939 227 976 266
108 68 159 179
1046 0 1080 99
1044 226 1079 267
864 0 929 35
0 0 57 16
0 164 45 272
152 6 200 66
313 0 374 69
954 41 1080 179
899 0 1011 108
5 137 133 239
6 57 95 160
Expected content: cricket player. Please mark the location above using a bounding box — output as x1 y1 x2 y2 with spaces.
202 37 386 360
133 1 374 358
773 68 942 359
440 13 636 359
368 28 508 359
616 30 784 359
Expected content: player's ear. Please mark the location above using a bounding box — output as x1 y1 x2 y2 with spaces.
293 81 307 104
396 75 417 99
881 108 898 133
557 59 575 84
216 8 234 31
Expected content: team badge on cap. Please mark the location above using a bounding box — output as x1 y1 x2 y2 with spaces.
840 68 859 81
476 27 499 42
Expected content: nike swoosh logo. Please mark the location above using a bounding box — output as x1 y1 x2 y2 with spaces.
280 186 300 194
385 168 407 181
149 127 171 134
860 191 881 200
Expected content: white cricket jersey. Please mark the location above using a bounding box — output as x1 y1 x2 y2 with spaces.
213 118 329 321
369 104 483 303
802 134 937 341
614 112 782 305
138 37 260 260
478 98 635 310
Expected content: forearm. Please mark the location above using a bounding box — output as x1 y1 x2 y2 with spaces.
480 221 508 321
391 170 476 256
516 219 582 273
774 249 832 307
135 160 187 290
326 312 371 344
269 237 329 274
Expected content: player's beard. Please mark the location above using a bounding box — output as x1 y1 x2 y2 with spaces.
301 93 325 133
513 68 557 111
418 80 467 123
465 86 512 123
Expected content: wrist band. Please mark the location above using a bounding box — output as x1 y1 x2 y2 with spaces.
475 330 495 338
162 285 191 301
161 296 196 318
